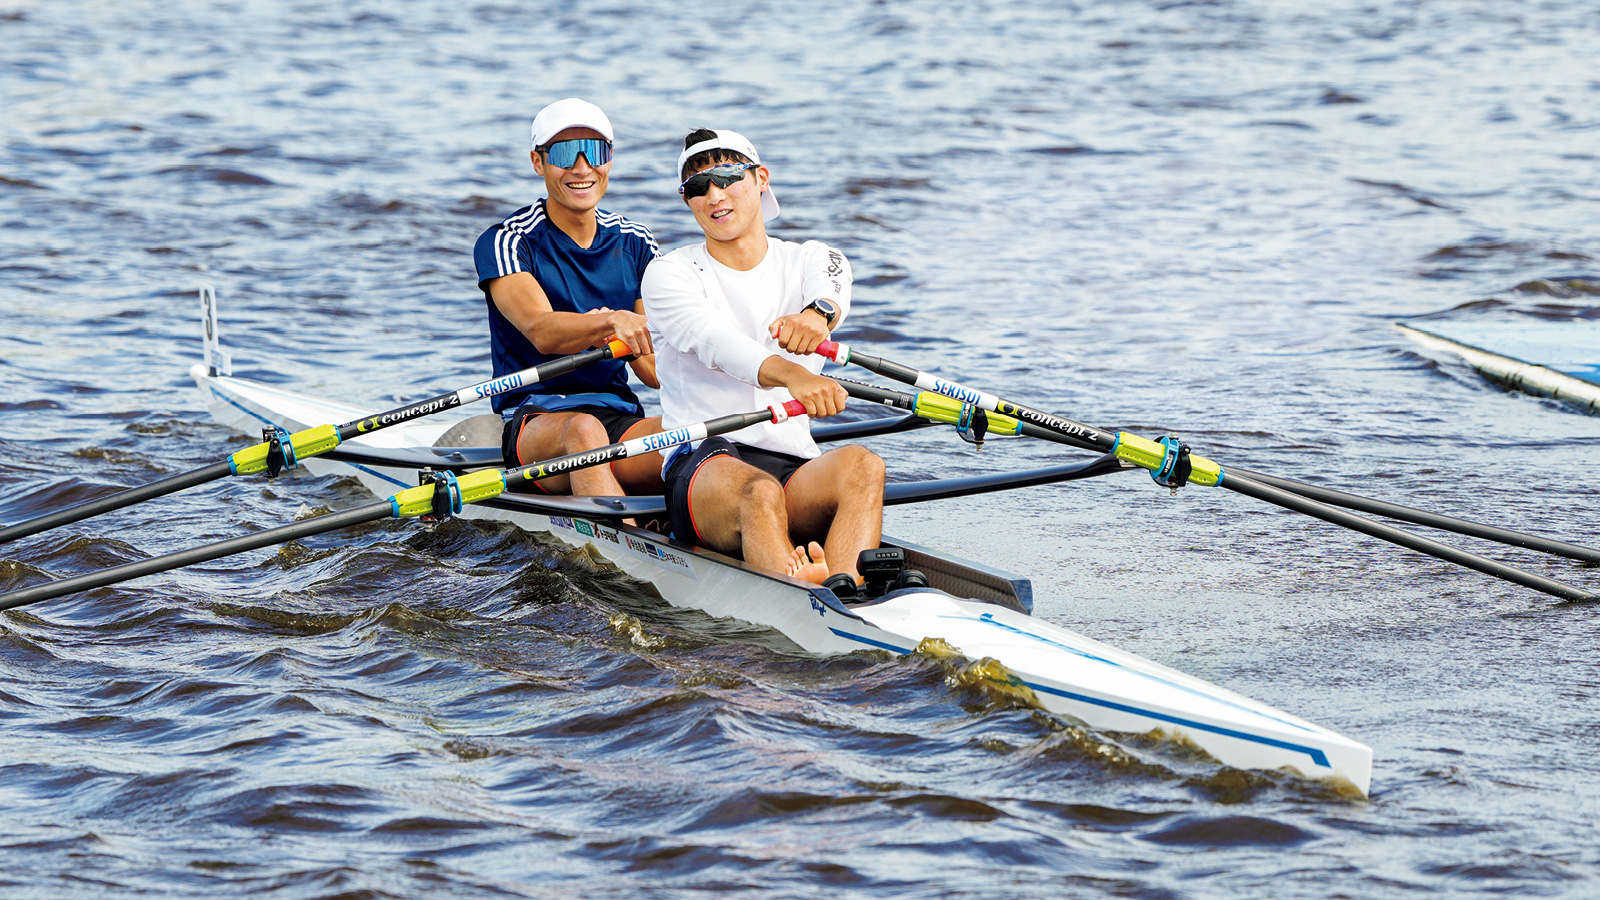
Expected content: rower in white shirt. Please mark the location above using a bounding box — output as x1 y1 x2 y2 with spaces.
641 128 887 600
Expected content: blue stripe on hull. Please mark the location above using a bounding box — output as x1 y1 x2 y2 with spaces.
827 625 1333 771
829 627 911 654
1025 681 1332 769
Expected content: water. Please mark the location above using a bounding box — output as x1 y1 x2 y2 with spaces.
3 1 1599 896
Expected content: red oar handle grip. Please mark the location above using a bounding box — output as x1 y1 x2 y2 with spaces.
815 340 841 361
769 400 807 422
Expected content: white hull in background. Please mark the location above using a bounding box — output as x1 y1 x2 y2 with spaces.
1399 320 1600 415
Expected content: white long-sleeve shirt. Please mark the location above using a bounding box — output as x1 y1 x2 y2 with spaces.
641 237 852 465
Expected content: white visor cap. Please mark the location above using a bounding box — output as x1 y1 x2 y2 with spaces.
677 129 780 222
531 98 615 149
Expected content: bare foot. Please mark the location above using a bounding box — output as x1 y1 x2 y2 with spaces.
785 541 830 584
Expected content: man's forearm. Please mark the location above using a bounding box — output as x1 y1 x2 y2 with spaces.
522 310 620 355
757 355 807 389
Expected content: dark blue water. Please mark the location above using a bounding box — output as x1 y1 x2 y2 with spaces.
3 1 1599 896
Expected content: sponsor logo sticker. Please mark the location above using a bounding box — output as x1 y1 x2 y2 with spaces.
639 427 693 452
622 533 695 577
475 372 523 399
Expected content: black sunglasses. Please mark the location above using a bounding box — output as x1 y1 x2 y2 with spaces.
678 162 757 200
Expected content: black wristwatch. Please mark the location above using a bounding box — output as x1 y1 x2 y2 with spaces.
802 298 839 328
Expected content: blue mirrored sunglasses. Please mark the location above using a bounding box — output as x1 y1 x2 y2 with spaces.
540 138 613 169
679 162 757 199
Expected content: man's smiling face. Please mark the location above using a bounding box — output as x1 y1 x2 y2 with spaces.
533 126 610 214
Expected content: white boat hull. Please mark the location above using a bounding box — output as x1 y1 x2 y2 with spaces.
194 363 1373 795
1399 320 1600 415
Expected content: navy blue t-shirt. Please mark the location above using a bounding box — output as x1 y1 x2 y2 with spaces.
474 199 661 416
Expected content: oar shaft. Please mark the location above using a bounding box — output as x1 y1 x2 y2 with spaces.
0 503 392 610
0 343 631 546
230 340 633 476
1223 473 1595 603
333 340 629 441
504 403 804 486
821 341 1112 452
836 376 1029 436
1232 468 1600 564
833 365 1131 453
0 462 234 546
828 378 1131 497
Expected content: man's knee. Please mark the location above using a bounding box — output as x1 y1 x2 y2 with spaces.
836 445 885 488
738 470 786 513
555 414 610 452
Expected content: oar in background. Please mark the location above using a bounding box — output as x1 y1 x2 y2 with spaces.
0 340 634 546
815 340 1598 603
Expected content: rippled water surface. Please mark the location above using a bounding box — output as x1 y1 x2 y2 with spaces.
3 1 1599 897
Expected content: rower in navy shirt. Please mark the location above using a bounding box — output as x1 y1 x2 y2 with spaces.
474 98 665 497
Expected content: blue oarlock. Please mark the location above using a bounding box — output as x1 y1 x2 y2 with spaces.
1150 434 1192 491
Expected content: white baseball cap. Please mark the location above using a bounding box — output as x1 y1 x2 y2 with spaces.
677 129 780 222
531 98 615 149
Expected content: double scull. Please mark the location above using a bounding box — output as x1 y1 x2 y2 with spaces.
190 354 1374 797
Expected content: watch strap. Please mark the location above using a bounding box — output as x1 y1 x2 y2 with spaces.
803 298 839 327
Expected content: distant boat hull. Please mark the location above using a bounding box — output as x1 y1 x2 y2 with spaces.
1399 319 1600 415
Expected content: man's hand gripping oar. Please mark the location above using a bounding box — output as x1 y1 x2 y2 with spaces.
0 340 635 546
814 340 1599 604
0 401 804 611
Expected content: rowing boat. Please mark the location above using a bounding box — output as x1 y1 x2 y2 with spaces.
1398 318 1600 415
192 356 1374 796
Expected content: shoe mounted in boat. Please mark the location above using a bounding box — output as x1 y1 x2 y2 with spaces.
890 568 929 592
857 546 920 598
821 572 860 603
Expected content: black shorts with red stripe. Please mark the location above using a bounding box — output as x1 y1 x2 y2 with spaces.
500 402 644 494
664 437 808 545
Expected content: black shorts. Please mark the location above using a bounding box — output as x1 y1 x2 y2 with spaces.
501 403 644 491
664 437 808 546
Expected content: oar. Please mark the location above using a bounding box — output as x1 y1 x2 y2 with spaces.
0 341 632 546
816 340 1598 604
838 376 1600 564
0 400 804 611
